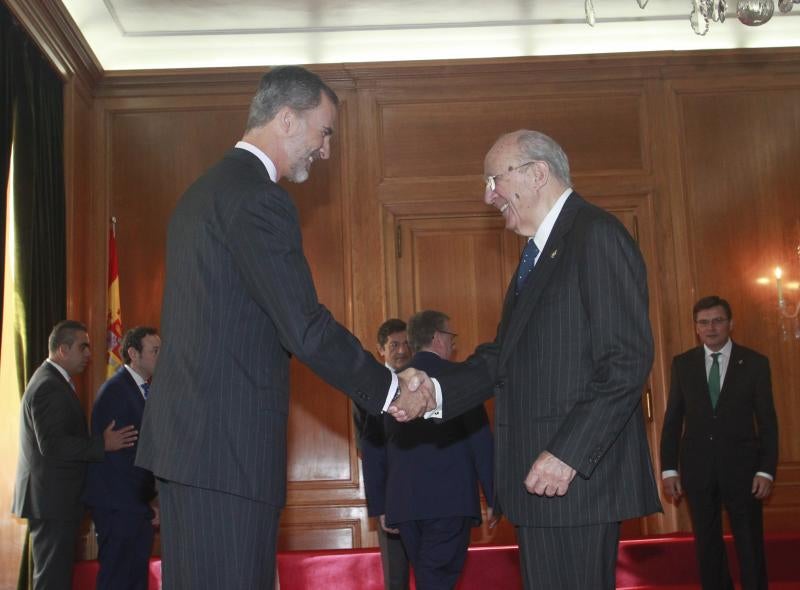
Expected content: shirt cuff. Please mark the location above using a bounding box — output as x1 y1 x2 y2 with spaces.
661 470 679 479
755 471 773 481
381 371 399 413
423 378 443 419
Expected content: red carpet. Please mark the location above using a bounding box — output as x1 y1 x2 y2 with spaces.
72 532 800 589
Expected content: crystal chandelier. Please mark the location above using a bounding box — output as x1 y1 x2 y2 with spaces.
584 0 799 36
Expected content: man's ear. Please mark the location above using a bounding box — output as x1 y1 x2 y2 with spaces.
276 106 296 135
530 160 549 189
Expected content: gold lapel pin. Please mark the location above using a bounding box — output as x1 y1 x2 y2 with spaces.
550 249 558 258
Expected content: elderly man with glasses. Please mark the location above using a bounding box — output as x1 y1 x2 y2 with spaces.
390 129 661 589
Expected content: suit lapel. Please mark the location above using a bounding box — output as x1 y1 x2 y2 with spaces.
688 347 713 412
41 361 85 420
718 342 743 408
499 193 581 367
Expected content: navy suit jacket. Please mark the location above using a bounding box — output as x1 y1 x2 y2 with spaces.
85 367 156 514
363 351 494 526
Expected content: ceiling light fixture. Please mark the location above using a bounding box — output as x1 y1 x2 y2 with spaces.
584 0 798 36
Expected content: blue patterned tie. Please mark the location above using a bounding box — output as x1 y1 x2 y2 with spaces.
515 238 540 294
141 382 150 399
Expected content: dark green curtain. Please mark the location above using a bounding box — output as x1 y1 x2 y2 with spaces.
1 4 67 590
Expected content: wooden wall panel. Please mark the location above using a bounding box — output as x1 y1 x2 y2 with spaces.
380 93 647 180
676 81 800 531
0 38 787 557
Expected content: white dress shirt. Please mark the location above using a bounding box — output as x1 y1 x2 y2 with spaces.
124 365 149 400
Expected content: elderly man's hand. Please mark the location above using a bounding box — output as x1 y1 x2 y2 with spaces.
524 451 577 497
387 368 435 422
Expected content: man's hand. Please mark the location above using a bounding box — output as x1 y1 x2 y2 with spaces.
150 498 160 528
524 451 576 497
379 514 399 535
486 506 501 530
752 475 773 500
387 368 435 422
662 476 683 501
103 420 138 451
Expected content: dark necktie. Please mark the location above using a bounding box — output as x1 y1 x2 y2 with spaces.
141 382 150 399
708 352 721 408
515 238 540 294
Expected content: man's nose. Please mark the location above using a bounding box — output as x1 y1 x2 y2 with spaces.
319 136 331 160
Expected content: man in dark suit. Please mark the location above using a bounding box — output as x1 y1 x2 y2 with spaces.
391 130 661 589
135 66 433 590
85 326 161 590
12 320 138 590
370 310 494 590
354 318 411 590
660 295 778 590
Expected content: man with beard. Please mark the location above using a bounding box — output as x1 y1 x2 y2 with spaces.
135 66 434 590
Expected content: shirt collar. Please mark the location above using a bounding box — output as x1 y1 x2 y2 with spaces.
45 358 72 384
124 364 147 387
532 188 573 254
235 141 278 182
704 338 732 359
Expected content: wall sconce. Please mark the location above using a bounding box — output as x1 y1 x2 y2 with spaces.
757 244 800 341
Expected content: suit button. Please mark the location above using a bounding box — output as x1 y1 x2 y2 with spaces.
708 435 714 441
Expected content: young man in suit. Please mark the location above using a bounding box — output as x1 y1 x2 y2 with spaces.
354 319 412 590
371 310 494 590
85 326 161 590
135 66 434 590
660 295 778 590
391 130 661 589
12 320 138 590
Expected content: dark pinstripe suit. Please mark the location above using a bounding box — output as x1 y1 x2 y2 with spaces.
438 192 662 588
135 147 392 589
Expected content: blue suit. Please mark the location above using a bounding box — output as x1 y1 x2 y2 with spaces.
85 367 156 590
363 351 494 590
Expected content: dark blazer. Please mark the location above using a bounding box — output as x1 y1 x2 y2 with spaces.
437 192 661 527
660 342 779 489
363 351 494 526
12 361 105 520
136 147 391 506
354 404 389 517
85 367 156 514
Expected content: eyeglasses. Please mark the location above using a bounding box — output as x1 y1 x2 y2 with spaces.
484 161 539 193
695 317 729 327
438 330 458 341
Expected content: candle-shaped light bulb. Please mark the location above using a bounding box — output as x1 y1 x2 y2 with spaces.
775 267 784 305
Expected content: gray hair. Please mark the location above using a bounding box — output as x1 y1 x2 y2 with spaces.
407 310 449 353
245 66 339 132
512 130 572 185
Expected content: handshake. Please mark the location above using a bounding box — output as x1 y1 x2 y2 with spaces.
387 368 437 422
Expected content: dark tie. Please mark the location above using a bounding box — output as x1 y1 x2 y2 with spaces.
141 382 150 399
708 352 721 408
515 238 540 294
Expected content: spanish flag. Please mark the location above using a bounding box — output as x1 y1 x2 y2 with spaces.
106 219 123 377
